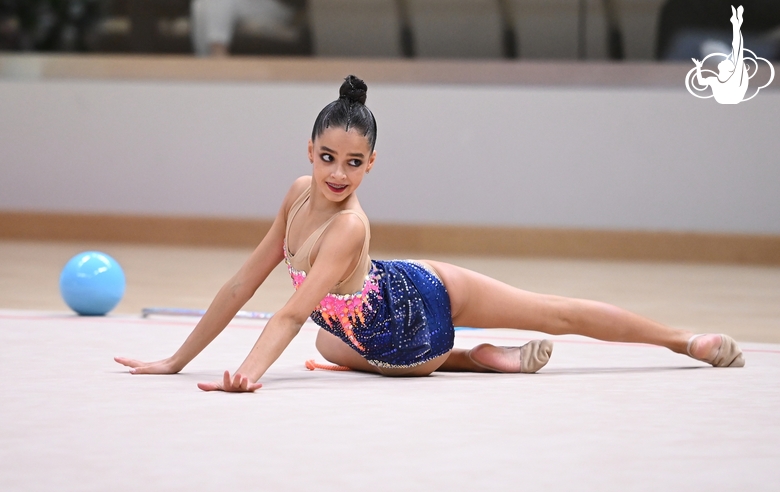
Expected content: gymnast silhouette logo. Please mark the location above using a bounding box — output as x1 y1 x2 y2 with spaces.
685 5 774 104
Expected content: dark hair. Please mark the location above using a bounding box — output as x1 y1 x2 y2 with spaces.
311 75 377 151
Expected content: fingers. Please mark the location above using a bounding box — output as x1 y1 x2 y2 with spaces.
223 370 232 389
197 381 221 391
114 357 142 368
199 371 262 393
238 374 262 392
234 374 262 392
115 357 155 373
230 372 254 392
115 357 171 374
119 358 260 391
239 375 261 392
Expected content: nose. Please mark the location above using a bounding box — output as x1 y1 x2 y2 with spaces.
331 164 347 180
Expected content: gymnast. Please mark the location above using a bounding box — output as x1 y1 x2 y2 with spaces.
115 75 745 392
692 5 749 104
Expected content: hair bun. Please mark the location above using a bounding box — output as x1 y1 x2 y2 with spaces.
339 75 368 105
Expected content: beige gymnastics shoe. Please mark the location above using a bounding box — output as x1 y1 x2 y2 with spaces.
469 339 554 373
687 334 745 367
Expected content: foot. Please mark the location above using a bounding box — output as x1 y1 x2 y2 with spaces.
731 6 742 26
468 340 553 374
732 6 743 26
687 334 745 367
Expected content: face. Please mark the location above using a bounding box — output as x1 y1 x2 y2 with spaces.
308 127 376 202
718 59 734 76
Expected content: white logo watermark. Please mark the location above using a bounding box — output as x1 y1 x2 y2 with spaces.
685 5 774 104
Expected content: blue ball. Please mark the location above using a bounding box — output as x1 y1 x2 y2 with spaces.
59 251 126 316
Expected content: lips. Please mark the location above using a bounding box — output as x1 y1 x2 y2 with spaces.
326 182 347 193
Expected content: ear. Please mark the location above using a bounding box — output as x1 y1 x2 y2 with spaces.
366 150 377 173
307 139 314 164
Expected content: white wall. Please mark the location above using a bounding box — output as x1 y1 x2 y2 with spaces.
1 79 779 234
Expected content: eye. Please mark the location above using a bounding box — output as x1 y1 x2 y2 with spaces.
320 153 333 162
348 159 362 167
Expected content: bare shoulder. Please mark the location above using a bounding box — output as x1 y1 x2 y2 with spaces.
280 176 312 216
288 175 312 201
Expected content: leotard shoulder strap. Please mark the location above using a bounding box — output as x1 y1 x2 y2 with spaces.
285 186 372 294
285 185 311 246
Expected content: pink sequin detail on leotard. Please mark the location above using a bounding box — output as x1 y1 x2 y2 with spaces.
283 242 381 352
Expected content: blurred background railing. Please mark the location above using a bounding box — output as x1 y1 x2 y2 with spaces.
1 0 778 61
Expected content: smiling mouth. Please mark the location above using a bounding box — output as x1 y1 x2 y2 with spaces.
326 182 347 193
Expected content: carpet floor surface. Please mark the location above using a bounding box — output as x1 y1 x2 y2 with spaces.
1 310 778 491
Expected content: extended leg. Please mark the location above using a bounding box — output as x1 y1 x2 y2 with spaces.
422 260 739 368
730 5 744 58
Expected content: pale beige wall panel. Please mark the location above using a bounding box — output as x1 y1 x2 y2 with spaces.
309 0 403 57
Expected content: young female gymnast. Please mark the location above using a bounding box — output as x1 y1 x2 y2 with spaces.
115 76 745 392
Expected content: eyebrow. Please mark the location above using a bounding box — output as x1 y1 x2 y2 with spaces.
320 146 365 158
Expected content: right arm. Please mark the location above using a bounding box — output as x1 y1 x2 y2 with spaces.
692 59 710 87
115 176 311 374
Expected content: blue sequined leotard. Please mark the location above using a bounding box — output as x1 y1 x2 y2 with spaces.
284 186 454 369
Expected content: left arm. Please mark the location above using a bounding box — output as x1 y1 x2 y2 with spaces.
198 214 367 392
692 59 710 87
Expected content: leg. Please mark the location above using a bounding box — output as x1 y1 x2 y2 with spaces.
315 329 379 374
315 329 453 377
191 0 236 57
730 5 744 67
422 260 737 367
437 348 491 372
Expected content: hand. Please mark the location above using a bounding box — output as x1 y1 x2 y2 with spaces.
691 58 703 67
197 370 263 393
114 356 180 374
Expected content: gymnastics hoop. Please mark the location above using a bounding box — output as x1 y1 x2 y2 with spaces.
141 307 478 331
142 307 276 320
